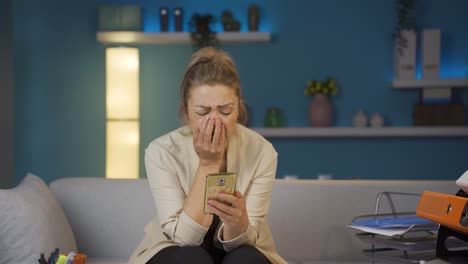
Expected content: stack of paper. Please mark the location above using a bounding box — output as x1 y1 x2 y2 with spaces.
349 215 438 236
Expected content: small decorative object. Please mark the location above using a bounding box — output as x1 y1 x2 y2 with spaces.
174 8 183 32
393 0 417 80
248 5 260 31
264 107 284 127
317 174 333 180
189 13 218 50
160 7 169 32
370 112 385 127
352 109 368 127
221 10 241 31
304 77 338 127
98 5 143 31
283 175 298 180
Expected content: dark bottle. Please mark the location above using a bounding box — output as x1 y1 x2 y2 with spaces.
174 8 183 32
160 7 169 32
248 5 260 31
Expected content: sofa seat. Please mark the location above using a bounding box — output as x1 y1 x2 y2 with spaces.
49 178 458 264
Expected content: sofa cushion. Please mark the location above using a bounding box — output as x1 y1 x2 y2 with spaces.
49 178 155 260
0 173 77 264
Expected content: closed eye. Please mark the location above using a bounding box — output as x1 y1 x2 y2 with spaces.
219 105 234 116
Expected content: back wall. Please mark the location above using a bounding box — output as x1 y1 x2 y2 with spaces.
14 0 468 184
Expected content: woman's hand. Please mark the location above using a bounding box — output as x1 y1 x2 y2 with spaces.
194 117 227 166
207 191 249 240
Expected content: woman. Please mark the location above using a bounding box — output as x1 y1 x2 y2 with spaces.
129 47 286 264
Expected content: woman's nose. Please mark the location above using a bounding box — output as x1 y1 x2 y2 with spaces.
208 112 221 119
206 113 225 127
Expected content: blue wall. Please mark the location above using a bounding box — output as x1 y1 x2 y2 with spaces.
14 0 468 184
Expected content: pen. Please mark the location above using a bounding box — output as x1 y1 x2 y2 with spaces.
38 253 46 264
65 252 75 264
48 248 59 264
47 251 53 264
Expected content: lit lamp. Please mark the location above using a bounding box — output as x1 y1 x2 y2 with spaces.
106 47 139 179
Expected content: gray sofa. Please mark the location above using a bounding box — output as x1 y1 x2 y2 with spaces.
49 178 458 264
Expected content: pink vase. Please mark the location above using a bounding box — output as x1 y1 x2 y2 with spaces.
309 93 333 126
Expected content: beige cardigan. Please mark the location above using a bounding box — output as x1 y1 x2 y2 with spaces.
128 124 287 264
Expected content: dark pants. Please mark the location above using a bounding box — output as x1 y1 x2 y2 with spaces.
146 245 270 264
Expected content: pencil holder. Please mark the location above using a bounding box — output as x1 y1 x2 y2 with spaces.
73 253 87 264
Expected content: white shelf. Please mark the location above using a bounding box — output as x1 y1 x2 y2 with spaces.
392 78 468 89
252 127 468 138
96 31 271 44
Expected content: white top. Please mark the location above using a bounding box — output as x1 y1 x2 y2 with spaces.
128 124 287 264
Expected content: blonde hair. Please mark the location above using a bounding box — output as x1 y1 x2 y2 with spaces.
180 47 248 125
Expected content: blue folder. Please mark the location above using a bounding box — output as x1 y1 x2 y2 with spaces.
352 215 433 228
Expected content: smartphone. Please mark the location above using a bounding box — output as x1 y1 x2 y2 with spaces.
204 172 237 214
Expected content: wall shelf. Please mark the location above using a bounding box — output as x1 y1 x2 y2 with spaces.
252 127 468 138
96 31 272 45
392 78 468 89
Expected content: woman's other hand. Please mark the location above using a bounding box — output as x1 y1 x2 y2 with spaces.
207 191 249 240
193 116 227 166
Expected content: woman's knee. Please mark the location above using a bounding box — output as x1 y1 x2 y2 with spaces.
147 246 213 264
222 245 270 264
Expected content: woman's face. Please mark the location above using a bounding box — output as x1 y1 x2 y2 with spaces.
186 84 239 138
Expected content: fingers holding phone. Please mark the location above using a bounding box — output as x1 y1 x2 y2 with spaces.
204 173 236 214
207 190 249 239
207 191 245 218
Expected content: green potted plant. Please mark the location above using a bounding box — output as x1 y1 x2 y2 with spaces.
221 10 240 31
393 0 417 55
393 0 417 80
304 77 338 97
189 13 218 50
304 77 338 127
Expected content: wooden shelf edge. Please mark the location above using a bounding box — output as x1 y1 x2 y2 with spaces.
251 126 468 137
96 31 271 44
392 78 468 89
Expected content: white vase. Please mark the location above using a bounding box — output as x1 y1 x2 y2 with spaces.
421 29 451 103
394 30 416 80
422 29 441 80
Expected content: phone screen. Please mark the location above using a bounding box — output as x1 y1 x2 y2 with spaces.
204 172 237 214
